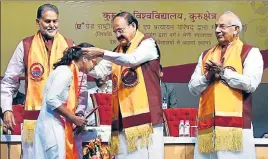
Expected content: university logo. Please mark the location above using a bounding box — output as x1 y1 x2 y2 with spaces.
30 63 44 80
121 68 139 88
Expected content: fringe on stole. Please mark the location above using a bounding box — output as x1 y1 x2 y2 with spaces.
198 128 243 153
110 123 153 154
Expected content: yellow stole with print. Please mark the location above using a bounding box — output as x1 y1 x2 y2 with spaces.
110 30 153 155
25 32 69 110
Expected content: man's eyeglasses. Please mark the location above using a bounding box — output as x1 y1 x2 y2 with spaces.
113 23 134 35
215 24 237 30
113 27 127 35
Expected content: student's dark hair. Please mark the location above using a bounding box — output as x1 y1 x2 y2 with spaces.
37 4 59 19
112 11 138 29
53 42 94 69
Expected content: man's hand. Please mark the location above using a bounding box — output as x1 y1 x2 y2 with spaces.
81 47 105 59
208 60 224 75
204 70 215 81
205 60 224 80
204 62 216 81
3 111 16 132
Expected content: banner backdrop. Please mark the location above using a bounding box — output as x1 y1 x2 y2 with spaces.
1 1 268 82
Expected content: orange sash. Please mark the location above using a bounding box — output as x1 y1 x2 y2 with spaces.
65 62 80 159
198 38 244 152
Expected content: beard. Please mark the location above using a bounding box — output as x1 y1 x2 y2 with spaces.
39 26 58 39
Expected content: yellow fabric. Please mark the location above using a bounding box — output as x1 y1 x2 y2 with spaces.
22 120 36 144
25 32 69 110
110 132 119 155
110 30 153 154
65 62 79 159
198 38 244 152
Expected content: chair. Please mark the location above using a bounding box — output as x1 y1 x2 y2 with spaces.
163 108 197 137
11 105 25 135
90 93 112 126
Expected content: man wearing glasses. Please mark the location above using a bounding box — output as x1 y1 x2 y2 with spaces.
82 11 163 159
189 11 263 159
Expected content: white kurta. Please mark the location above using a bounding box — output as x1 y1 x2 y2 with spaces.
188 47 264 159
33 65 73 159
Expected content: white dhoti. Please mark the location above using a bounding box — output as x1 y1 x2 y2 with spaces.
21 120 36 159
116 124 164 159
194 127 256 159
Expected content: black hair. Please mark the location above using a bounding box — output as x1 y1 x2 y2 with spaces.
112 11 139 29
53 42 94 69
77 42 94 48
37 4 59 19
160 64 163 72
94 78 105 88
